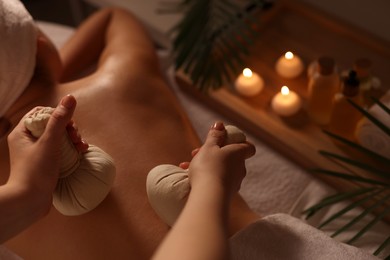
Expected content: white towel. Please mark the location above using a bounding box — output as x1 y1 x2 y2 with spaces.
0 0 37 117
230 213 380 260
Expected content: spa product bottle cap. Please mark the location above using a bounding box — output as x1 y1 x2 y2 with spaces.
318 56 335 76
343 70 360 97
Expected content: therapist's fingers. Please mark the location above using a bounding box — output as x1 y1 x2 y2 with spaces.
223 141 256 160
179 162 190 170
66 122 89 153
191 148 200 157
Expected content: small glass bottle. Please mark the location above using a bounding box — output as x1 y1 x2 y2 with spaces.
307 57 340 125
354 58 372 107
328 70 364 139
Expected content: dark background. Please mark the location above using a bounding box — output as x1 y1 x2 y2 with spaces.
21 0 95 27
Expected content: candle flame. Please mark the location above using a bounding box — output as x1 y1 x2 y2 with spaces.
243 68 253 78
281 86 289 95
285 51 294 60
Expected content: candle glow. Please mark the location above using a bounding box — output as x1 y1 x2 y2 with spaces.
285 51 294 60
275 51 304 79
281 86 289 95
234 68 264 97
243 68 253 77
271 85 302 117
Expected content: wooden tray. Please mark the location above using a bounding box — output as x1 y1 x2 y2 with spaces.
175 0 390 193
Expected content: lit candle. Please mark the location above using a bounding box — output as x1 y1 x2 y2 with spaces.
271 86 302 116
235 68 264 97
275 51 304 79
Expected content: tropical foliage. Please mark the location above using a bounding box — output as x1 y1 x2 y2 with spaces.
304 98 390 258
160 0 269 91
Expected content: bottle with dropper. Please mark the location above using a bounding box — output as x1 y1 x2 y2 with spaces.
354 58 372 107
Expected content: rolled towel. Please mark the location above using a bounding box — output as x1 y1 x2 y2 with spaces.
24 107 116 216
355 90 390 159
0 0 38 117
146 125 246 226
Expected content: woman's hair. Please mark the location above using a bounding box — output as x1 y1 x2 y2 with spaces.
0 0 38 117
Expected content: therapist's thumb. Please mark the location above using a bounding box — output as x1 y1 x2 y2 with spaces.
204 121 226 147
43 95 76 140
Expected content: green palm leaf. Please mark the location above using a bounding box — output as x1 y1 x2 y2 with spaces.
347 98 390 136
331 192 390 238
347 204 390 244
306 96 390 255
323 130 390 166
318 188 385 229
372 97 390 114
311 169 388 186
303 187 376 218
319 150 390 179
164 0 268 90
374 235 390 256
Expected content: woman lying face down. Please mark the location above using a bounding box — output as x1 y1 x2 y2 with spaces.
0 1 257 259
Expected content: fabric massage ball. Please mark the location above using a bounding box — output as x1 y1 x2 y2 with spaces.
146 125 246 226
24 107 116 216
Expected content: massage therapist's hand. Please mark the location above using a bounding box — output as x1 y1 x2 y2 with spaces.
188 122 256 198
0 95 79 243
67 119 89 153
153 122 255 260
7 95 77 211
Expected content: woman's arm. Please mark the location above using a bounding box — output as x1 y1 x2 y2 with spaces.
153 176 229 260
59 8 159 82
152 122 256 260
